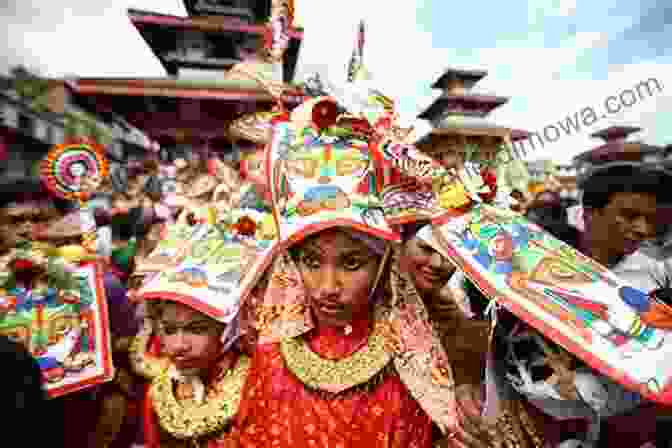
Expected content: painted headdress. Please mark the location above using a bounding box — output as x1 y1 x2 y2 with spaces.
228 109 288 212
426 177 672 417
267 95 400 246
0 241 114 397
136 207 277 325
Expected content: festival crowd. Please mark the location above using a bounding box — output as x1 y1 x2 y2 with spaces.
2 16 672 448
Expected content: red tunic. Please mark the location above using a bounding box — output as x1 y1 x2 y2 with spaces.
229 318 433 448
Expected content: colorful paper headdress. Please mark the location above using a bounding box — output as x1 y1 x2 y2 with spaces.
267 95 400 246
137 209 277 323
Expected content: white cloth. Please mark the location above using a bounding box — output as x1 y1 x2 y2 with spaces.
612 249 672 292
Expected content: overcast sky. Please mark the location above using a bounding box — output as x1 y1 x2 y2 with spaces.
1 0 670 162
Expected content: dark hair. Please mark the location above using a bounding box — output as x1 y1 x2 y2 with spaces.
0 336 64 446
525 202 580 248
400 221 431 243
581 166 668 210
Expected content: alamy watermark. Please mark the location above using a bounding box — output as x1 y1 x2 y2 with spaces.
463 77 664 175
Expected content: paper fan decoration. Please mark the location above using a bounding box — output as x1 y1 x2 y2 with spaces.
40 141 109 201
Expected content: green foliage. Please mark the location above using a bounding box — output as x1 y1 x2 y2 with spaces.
63 110 113 145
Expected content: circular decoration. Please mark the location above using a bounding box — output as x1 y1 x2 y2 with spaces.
311 98 338 130
40 141 109 201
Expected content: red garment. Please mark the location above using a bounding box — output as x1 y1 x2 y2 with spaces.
230 319 433 448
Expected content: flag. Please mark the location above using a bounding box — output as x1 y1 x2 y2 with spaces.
357 20 365 58
347 20 366 82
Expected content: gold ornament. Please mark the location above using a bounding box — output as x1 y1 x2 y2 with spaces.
280 322 393 394
150 356 250 440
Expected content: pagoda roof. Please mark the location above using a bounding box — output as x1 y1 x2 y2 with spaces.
590 125 642 142
431 67 488 90
128 8 302 37
71 77 302 144
182 0 272 22
573 141 664 164
73 76 303 102
127 8 303 81
416 122 512 145
418 93 509 121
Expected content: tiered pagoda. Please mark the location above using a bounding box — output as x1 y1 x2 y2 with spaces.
573 125 666 185
71 0 304 160
415 67 529 169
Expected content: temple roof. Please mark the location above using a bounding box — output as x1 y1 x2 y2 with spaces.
418 93 509 121
71 77 302 145
127 8 303 82
182 0 272 22
431 67 488 90
416 121 513 145
573 141 664 164
74 76 303 102
590 125 642 142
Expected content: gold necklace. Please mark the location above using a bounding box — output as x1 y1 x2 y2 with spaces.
150 355 250 440
280 322 393 394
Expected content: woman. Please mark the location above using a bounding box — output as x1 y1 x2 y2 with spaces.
400 223 490 388
228 95 466 447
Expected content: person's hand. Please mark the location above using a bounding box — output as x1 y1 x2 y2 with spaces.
433 384 496 448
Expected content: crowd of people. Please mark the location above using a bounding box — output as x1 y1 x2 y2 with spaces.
3 20 672 448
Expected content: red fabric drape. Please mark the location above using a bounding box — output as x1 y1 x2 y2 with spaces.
229 322 433 448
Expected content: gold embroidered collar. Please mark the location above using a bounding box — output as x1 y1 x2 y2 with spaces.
280 322 393 395
150 355 250 440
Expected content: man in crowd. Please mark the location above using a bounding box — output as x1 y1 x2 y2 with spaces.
573 163 672 292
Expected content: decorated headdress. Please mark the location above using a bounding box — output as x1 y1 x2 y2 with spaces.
0 239 114 397
136 208 277 325
228 110 288 211
267 95 400 247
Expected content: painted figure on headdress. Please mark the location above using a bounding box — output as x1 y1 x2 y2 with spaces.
424 179 672 446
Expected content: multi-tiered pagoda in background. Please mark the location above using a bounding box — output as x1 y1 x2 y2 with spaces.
415 67 529 170
70 0 304 162
573 125 667 186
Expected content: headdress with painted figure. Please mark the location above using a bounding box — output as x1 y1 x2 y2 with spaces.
137 206 277 322
400 140 672 444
